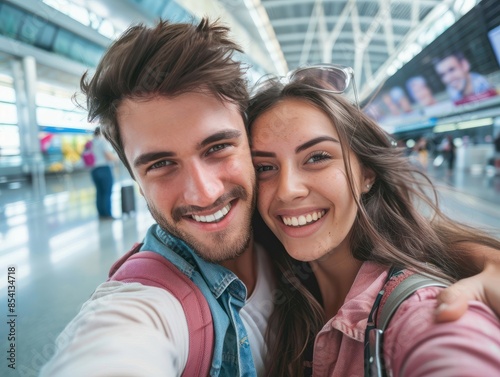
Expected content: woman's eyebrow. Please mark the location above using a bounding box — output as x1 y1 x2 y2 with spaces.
251 151 276 158
295 136 339 153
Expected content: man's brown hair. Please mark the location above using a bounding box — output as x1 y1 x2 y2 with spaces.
80 18 249 177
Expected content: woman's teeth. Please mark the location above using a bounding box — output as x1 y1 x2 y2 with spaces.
281 210 326 227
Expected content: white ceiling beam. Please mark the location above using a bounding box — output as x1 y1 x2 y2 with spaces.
286 49 387 65
411 0 421 28
363 52 373 84
299 0 323 65
0 34 88 77
5 0 111 47
358 1 388 48
350 2 364 84
263 0 441 7
326 0 356 47
271 15 421 29
186 0 287 74
282 43 391 55
381 0 395 55
278 31 405 43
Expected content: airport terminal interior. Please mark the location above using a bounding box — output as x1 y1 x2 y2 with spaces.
1 0 500 375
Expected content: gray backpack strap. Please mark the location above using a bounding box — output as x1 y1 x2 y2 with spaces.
365 271 448 377
378 274 448 330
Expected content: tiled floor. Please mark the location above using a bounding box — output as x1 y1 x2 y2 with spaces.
0 164 499 376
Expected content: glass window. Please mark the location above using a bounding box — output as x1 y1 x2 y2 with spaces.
53 28 74 57
0 3 24 39
0 103 17 124
37 92 74 111
68 37 89 64
0 85 16 103
35 23 57 50
19 13 44 45
37 107 90 130
0 125 21 156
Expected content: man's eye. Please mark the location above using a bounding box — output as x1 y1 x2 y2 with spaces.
150 160 171 170
207 143 230 154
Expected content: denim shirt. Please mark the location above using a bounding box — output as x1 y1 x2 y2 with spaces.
141 224 257 377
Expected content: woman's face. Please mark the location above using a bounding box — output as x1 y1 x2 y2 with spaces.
251 98 373 262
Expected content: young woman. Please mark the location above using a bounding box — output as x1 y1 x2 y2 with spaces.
247 66 500 377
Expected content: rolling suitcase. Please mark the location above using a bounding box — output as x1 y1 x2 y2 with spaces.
121 184 136 216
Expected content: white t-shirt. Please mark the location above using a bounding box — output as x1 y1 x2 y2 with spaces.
241 243 276 375
39 244 275 377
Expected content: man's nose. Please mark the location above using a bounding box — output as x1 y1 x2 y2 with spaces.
182 161 225 207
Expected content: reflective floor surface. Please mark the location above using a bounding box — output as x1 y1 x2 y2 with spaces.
0 165 499 376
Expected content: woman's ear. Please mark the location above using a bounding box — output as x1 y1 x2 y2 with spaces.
362 167 376 193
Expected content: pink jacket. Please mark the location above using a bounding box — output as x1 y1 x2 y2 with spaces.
312 262 500 376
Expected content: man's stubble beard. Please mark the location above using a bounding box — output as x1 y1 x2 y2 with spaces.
146 184 256 264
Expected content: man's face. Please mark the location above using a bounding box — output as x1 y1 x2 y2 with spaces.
435 56 469 93
118 93 256 263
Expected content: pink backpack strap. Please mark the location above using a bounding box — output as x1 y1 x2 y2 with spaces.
108 243 213 377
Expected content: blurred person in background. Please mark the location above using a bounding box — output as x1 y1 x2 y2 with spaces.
494 132 500 170
439 134 456 172
90 126 117 219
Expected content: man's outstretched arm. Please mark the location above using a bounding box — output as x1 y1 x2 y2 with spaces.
435 242 500 322
39 282 189 377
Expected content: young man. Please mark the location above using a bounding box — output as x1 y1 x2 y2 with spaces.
40 19 500 377
40 19 270 377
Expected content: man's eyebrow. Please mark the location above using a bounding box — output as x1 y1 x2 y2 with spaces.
198 130 242 149
296 136 339 153
134 151 175 168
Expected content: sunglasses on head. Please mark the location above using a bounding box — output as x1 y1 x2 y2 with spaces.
253 64 360 108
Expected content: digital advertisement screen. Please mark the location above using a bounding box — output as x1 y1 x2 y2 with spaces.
364 0 500 133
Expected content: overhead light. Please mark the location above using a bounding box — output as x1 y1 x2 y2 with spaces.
457 118 493 129
433 123 457 133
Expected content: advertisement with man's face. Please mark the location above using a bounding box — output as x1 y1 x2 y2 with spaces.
363 3 500 128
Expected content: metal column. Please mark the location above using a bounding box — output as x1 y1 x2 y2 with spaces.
12 56 46 199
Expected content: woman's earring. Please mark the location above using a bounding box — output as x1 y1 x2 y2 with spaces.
366 184 371 189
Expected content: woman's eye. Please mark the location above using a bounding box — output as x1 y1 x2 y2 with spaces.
255 164 275 173
306 151 332 164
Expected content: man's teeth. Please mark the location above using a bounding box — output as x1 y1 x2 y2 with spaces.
281 210 325 227
192 203 231 223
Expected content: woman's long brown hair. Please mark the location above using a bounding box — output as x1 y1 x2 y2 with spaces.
248 77 500 377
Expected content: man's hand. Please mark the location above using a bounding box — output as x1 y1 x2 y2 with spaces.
435 263 499 322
